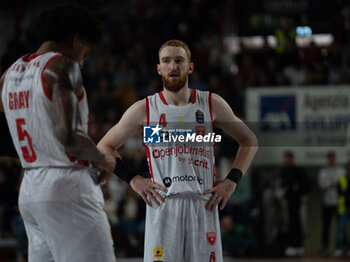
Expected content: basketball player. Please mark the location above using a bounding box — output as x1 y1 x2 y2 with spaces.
98 40 258 262
0 4 116 262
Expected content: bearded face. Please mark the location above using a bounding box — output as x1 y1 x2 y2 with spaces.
158 46 193 92
162 71 189 92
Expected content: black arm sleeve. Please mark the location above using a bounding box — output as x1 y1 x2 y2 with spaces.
114 157 138 184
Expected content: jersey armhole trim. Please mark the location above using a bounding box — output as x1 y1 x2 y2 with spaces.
41 54 62 101
209 92 216 184
209 92 213 130
158 91 168 105
191 89 196 104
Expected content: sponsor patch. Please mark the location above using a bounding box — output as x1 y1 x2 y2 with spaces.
196 109 204 123
206 232 216 246
163 177 172 187
195 125 206 136
153 247 163 259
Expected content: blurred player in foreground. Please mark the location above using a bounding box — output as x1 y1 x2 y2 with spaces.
98 39 258 262
0 4 116 262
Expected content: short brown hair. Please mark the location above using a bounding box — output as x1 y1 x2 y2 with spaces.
158 39 191 61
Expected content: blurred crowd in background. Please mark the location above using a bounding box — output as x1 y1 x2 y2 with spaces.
1 0 350 261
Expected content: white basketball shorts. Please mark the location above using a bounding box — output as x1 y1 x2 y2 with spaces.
144 192 222 262
19 167 115 262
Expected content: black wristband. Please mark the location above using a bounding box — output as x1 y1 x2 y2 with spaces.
226 168 243 184
114 158 138 184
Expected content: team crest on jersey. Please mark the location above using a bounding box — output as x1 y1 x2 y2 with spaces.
153 247 163 258
196 109 204 123
195 126 206 136
209 251 216 262
206 232 216 246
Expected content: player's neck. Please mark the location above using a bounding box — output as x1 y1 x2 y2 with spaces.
162 87 191 106
36 41 70 56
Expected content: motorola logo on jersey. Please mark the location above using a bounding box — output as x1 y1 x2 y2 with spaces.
163 175 203 187
163 177 172 187
174 175 203 184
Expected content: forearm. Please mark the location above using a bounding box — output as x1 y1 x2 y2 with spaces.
64 130 104 162
231 138 258 175
97 140 136 183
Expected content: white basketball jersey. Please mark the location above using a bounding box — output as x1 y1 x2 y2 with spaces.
1 52 90 168
145 89 216 198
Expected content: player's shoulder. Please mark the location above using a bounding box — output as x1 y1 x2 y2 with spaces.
44 55 79 73
125 98 147 116
131 98 147 111
210 92 228 106
121 98 147 125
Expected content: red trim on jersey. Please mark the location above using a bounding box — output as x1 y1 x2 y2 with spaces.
209 92 216 184
41 54 62 101
144 145 155 183
22 53 45 62
144 98 153 181
209 92 213 129
158 91 168 105
213 144 216 185
145 97 150 126
191 89 196 104
78 88 85 102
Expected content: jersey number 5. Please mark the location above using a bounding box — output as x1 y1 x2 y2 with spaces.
16 118 37 163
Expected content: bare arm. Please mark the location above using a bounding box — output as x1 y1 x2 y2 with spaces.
44 57 115 181
204 93 258 210
212 93 258 174
97 99 146 156
97 99 167 206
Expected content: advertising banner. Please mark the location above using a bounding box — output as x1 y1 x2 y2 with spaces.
246 86 350 166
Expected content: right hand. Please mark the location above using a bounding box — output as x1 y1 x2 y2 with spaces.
130 175 167 206
93 155 116 184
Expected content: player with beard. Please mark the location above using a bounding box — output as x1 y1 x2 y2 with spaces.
98 39 258 262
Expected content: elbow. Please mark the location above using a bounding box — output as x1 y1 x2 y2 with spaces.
249 134 258 155
96 139 107 152
241 132 258 151
251 133 258 151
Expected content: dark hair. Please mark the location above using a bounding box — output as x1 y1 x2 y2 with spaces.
32 3 103 45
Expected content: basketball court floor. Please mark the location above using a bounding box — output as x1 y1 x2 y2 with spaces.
117 257 347 262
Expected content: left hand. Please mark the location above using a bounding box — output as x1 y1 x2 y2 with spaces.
203 178 237 211
130 175 167 207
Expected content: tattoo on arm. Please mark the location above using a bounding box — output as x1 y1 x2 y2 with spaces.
45 57 104 162
225 184 232 192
